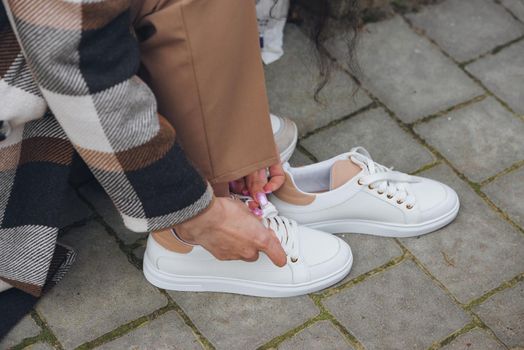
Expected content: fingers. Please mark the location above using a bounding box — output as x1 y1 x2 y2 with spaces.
229 178 248 195
246 169 269 205
257 229 287 267
263 163 286 193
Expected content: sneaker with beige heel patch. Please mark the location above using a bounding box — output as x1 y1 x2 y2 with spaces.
143 200 353 297
270 147 460 237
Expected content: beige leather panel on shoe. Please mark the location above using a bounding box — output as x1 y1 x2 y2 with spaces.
274 173 316 205
151 230 193 254
330 160 363 190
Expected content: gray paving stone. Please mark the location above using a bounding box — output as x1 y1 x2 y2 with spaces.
502 0 524 22
441 329 505 350
406 0 524 62
169 292 319 350
288 147 314 167
277 320 355 350
326 16 483 123
264 24 372 137
473 282 524 348
132 244 146 261
336 233 403 285
401 164 524 304
0 315 41 349
79 181 147 244
474 281 524 348
414 97 524 183
483 166 524 228
466 41 524 115
324 260 470 350
301 107 435 173
96 311 202 350
38 222 167 349
23 343 55 350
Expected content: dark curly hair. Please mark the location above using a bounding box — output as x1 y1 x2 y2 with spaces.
288 0 362 101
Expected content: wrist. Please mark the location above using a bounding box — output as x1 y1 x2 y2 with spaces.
174 196 223 242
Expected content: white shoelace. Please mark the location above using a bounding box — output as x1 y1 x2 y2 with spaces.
349 147 419 208
233 195 300 262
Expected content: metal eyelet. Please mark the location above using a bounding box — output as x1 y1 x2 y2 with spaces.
377 190 384 195
290 257 299 263
406 204 414 210
396 199 404 204
357 178 364 186
387 194 394 199
368 184 375 190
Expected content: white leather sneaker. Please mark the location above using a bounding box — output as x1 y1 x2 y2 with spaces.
271 113 298 163
143 200 353 297
270 147 460 238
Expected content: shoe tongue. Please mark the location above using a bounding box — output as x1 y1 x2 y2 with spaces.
329 159 362 190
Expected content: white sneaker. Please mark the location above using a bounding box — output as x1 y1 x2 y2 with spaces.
270 147 460 238
271 114 298 163
143 200 352 298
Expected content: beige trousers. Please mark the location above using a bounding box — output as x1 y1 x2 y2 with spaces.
132 0 279 195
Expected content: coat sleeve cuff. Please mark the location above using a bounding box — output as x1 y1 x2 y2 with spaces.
120 182 215 232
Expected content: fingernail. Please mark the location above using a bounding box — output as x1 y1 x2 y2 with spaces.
264 189 272 194
242 189 249 196
253 208 263 216
256 192 268 206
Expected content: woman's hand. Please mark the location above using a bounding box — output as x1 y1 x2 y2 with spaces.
174 197 287 266
229 163 286 215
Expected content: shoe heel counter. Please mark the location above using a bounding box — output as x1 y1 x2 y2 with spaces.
273 173 316 206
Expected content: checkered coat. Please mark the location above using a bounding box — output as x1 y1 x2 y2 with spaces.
0 0 213 297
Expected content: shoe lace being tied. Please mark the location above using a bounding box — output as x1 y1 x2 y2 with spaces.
261 202 299 261
232 194 299 261
349 147 419 207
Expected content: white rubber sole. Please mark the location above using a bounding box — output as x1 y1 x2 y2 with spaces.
279 123 298 164
306 196 460 238
143 251 353 298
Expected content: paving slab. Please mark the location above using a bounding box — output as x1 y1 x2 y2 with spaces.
502 0 524 22
474 281 524 348
168 291 319 350
406 0 524 62
277 320 355 350
483 166 524 228
37 222 167 349
288 147 314 167
414 97 524 183
0 315 41 349
401 164 524 304
301 107 435 173
96 311 202 350
264 24 372 137
323 260 470 350
335 233 403 285
441 329 505 350
326 16 483 123
466 41 524 115
79 181 147 244
23 343 55 350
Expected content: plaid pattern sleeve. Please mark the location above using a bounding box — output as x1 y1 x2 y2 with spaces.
3 0 213 232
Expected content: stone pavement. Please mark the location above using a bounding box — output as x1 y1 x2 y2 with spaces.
3 0 524 349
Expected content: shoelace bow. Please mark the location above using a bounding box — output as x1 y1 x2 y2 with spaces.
233 195 300 262
349 147 419 208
